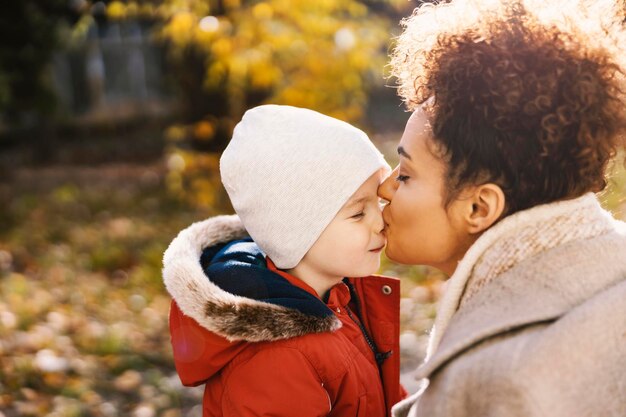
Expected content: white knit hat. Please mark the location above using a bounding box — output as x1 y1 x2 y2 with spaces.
220 104 390 269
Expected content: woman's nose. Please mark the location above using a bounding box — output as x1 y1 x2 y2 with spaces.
378 166 398 204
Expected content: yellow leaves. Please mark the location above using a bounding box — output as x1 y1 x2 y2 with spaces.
104 0 164 20
165 171 183 194
341 73 362 90
196 26 218 44
42 372 67 389
193 120 216 141
167 149 221 174
171 11 196 33
163 0 210 16
190 177 218 208
348 2 367 17
318 0 339 10
211 38 233 57
106 1 126 20
3 273 28 298
227 56 248 87
206 62 227 88
348 51 369 71
249 61 281 89
139 4 155 17
163 12 197 46
113 369 142 392
78 388 101 405
224 0 242 10
217 17 234 35
165 148 223 208
303 15 337 36
125 2 139 17
164 124 187 142
0 175 206 412
160 0 394 207
1 273 54 331
195 152 221 172
106 1 142 19
278 87 309 108
160 0 390 118
188 152 222 209
253 3 274 20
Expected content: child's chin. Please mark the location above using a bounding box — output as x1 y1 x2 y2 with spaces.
347 257 381 278
349 267 378 278
366 261 381 276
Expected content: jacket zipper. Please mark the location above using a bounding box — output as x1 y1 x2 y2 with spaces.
343 281 392 367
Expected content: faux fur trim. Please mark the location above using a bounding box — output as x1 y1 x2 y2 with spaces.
162 215 342 342
427 193 619 358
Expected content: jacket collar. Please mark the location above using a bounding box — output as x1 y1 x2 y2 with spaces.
162 215 342 342
417 196 626 379
266 258 353 310
266 257 322 299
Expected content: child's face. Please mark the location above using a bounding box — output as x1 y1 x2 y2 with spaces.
299 170 386 280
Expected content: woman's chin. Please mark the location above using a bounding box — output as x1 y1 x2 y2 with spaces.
385 242 420 266
384 243 402 264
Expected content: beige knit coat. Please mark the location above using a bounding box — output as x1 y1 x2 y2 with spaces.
393 193 626 417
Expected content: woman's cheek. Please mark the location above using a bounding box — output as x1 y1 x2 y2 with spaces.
394 191 411 225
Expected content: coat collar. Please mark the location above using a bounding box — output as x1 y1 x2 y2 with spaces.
162 215 342 342
417 199 626 379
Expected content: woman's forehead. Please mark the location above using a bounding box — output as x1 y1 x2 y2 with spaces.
401 110 432 152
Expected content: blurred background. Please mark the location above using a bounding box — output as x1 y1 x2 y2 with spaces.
0 1 624 416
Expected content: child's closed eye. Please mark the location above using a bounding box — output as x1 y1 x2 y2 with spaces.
351 211 365 219
395 175 409 183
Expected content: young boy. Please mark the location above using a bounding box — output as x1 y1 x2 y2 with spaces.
163 105 405 417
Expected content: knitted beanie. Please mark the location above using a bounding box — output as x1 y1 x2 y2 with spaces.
220 104 390 269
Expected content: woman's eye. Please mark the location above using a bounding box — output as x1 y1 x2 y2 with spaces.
395 175 409 183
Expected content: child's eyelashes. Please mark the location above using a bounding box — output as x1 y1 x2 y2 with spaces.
351 211 365 219
347 198 382 219
395 175 410 183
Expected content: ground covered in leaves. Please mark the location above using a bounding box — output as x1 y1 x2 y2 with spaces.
0 155 623 416
0 163 210 417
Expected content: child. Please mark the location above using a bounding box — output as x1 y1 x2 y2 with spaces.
163 105 405 417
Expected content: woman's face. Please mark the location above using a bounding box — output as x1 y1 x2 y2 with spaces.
378 109 475 275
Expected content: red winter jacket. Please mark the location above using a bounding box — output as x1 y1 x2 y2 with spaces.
163 215 405 416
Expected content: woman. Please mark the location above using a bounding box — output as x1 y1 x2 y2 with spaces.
381 1 626 416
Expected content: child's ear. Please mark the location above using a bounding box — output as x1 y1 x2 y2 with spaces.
466 184 505 234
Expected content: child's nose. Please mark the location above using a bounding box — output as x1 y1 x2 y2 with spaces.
373 209 385 234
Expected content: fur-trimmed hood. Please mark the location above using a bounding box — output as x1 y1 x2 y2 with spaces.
162 215 342 343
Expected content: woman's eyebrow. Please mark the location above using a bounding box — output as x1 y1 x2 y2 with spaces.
398 146 412 160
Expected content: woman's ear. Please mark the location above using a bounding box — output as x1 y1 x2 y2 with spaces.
466 184 505 234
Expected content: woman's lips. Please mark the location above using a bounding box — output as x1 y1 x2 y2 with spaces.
369 245 385 253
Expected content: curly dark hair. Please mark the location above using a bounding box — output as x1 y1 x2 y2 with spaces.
390 0 626 214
